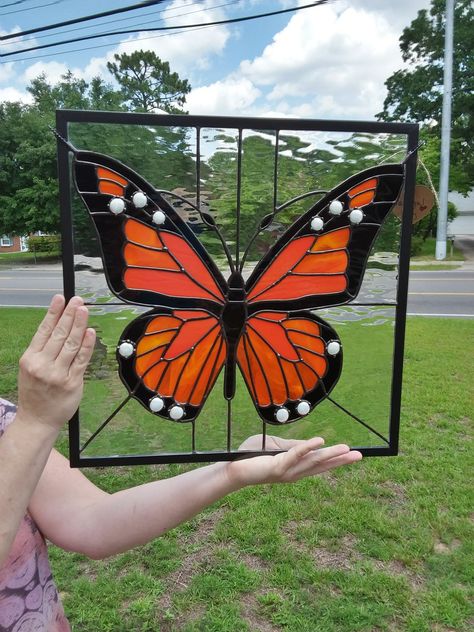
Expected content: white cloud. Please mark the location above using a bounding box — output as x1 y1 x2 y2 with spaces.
348 0 431 30
187 76 261 115
237 2 405 119
0 62 14 84
22 61 71 85
0 86 32 103
0 26 39 54
82 0 232 83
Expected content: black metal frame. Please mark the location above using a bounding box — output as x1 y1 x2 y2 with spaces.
56 109 418 467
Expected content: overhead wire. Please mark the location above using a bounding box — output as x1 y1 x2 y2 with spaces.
1 1 329 60
0 0 71 17
0 23 207 63
16 0 238 44
0 0 51 8
0 0 168 40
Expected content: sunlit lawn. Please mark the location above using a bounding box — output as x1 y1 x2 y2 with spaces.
0 251 61 265
0 308 472 631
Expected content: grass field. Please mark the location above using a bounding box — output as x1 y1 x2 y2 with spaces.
411 237 464 262
0 251 61 266
0 308 473 631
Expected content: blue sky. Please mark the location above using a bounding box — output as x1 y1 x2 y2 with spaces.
0 0 431 119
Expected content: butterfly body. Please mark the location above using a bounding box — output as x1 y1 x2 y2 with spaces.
222 270 247 400
73 150 404 428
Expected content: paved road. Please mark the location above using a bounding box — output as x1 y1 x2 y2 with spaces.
408 269 474 317
1 265 473 317
0 267 63 307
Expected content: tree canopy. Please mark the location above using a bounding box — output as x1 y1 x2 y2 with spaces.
378 0 474 195
106 50 191 113
0 52 192 236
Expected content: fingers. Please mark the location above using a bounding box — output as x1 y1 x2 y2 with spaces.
28 294 65 352
290 445 362 480
286 438 325 463
268 435 324 452
42 296 84 360
55 305 90 370
69 328 96 380
315 451 363 474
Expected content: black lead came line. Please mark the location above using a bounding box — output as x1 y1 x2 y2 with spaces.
80 394 132 454
187 333 224 406
159 189 235 274
171 325 221 401
326 395 389 445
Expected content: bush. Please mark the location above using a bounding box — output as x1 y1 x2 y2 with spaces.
27 235 61 254
410 235 424 256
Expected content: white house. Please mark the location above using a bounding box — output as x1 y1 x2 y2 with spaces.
448 190 474 236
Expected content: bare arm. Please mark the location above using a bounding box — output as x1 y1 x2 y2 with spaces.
29 437 361 560
3 294 361 564
0 295 95 566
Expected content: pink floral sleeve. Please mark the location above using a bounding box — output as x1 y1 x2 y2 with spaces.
0 398 71 631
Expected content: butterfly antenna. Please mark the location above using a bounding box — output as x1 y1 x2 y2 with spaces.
49 126 78 154
160 189 235 273
402 140 424 165
239 190 327 272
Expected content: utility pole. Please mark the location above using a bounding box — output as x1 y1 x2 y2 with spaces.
436 0 455 260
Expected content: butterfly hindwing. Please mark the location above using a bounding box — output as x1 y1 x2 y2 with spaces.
73 151 227 309
246 164 404 312
237 310 342 424
118 307 227 421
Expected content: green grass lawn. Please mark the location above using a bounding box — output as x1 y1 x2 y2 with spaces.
0 250 61 265
411 237 464 262
0 308 473 631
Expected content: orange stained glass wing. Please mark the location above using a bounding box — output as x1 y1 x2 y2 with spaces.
247 228 351 304
311 227 350 252
122 218 225 303
124 243 179 269
125 219 163 249
97 167 128 196
135 310 226 407
348 177 377 209
237 312 329 407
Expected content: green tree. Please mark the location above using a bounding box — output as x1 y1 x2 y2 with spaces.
106 50 191 113
0 102 58 235
378 0 474 195
0 73 123 236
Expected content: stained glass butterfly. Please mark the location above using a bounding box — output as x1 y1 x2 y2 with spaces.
73 151 404 426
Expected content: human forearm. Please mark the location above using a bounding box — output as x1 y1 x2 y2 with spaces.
0 413 59 565
71 438 361 560
82 462 239 559
0 295 94 566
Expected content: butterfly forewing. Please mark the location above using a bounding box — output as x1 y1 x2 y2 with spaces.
245 165 404 313
73 151 227 309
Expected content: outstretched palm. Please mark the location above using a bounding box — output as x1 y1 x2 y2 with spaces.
226 435 362 487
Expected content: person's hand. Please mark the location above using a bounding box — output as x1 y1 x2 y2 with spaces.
16 294 96 431
224 434 362 488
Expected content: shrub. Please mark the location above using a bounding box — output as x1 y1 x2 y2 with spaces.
27 234 61 255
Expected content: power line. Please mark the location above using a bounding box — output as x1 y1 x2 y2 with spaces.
1 1 328 59
0 0 71 17
0 0 168 40
0 0 39 8
18 0 237 44
0 24 204 64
